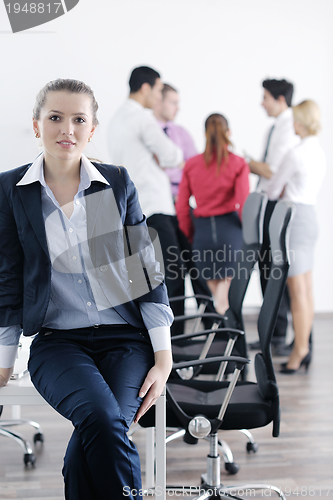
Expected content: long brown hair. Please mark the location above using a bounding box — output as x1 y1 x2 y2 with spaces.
204 113 232 175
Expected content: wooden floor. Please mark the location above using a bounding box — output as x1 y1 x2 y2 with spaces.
0 314 332 499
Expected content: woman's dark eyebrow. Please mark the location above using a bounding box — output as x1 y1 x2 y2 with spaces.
48 110 88 117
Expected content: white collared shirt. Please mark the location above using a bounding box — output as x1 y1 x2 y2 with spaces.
265 135 326 204
257 108 300 198
107 99 183 218
16 153 109 188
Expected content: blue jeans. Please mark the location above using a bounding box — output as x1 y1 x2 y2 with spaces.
28 325 154 500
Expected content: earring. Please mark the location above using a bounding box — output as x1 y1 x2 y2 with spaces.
88 137 92 143
35 132 40 139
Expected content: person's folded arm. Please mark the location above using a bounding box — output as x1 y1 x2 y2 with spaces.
141 112 183 168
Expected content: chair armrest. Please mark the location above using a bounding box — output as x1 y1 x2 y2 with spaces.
171 327 244 343
173 355 249 371
169 294 214 303
173 312 226 323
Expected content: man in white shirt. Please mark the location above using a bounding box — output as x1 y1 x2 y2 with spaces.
108 67 185 333
247 79 300 353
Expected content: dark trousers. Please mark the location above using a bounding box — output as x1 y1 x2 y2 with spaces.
28 326 154 500
259 200 290 342
147 213 215 335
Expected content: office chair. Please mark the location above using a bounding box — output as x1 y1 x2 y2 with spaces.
141 200 293 499
170 192 268 380
0 340 44 466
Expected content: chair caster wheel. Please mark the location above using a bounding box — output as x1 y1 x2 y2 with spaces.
24 453 36 466
246 441 259 453
225 462 240 475
33 432 44 444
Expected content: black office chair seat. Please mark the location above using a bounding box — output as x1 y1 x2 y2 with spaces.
139 379 275 432
169 380 275 430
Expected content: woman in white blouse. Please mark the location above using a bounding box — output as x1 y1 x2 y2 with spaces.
265 100 326 374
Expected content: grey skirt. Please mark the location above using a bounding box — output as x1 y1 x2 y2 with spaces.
288 203 318 277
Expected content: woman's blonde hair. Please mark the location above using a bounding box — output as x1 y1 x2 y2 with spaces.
293 100 321 136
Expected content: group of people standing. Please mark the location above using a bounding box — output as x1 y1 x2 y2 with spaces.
108 67 250 330
0 66 326 499
110 67 326 377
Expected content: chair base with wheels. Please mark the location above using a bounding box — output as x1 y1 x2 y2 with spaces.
0 338 45 466
166 427 241 476
0 406 44 466
163 432 285 500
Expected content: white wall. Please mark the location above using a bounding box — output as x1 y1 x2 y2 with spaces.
0 0 332 311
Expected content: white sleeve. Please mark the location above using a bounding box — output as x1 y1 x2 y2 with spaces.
266 130 299 174
139 302 174 352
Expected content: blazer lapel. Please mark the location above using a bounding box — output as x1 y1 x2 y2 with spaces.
17 182 49 256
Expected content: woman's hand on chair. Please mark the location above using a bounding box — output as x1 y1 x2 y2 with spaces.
134 350 172 423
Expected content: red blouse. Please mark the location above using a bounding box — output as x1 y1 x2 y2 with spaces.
176 152 250 241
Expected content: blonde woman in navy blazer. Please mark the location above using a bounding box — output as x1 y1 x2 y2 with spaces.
0 79 173 500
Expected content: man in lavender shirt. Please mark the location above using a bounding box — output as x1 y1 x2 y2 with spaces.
154 84 197 201
154 84 216 324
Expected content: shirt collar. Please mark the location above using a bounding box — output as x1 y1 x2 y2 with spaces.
16 153 109 187
81 154 109 185
275 107 293 125
127 97 157 118
127 97 144 110
156 119 173 128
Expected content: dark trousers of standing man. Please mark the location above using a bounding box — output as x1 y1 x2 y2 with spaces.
28 325 154 500
259 200 290 344
147 213 215 336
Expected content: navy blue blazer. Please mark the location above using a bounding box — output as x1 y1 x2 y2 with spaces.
0 161 169 336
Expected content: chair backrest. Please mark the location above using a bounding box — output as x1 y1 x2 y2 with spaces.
225 192 267 331
258 200 294 365
255 200 294 436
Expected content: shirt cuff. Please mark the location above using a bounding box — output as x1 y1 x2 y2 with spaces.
0 345 20 369
148 326 171 353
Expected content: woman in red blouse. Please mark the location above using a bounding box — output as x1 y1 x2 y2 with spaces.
176 113 249 314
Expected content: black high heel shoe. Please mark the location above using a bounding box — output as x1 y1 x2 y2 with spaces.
280 352 312 374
